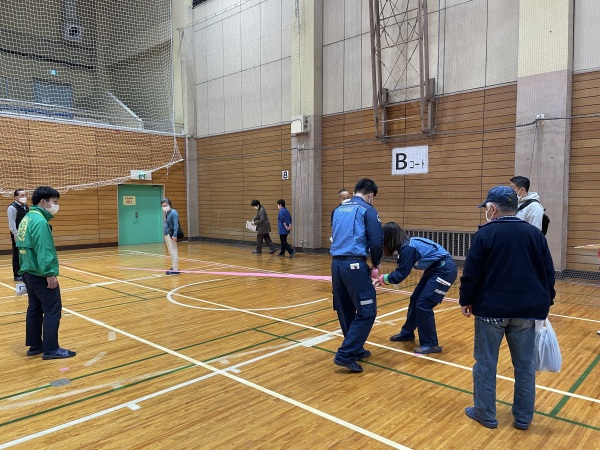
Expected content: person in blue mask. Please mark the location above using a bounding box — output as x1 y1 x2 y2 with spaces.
330 178 383 373
374 222 457 354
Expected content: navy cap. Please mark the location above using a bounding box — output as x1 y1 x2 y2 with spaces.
478 186 518 208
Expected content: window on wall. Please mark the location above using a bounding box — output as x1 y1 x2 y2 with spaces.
193 0 208 7
33 79 73 108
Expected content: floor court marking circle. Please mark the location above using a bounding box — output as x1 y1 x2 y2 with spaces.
167 281 329 311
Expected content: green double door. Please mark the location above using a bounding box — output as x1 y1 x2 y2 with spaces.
117 185 164 245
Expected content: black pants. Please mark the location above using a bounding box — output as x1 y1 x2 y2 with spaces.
278 234 294 255
256 233 277 252
10 233 20 279
23 273 62 353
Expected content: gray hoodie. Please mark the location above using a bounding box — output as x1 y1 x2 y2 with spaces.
516 192 544 231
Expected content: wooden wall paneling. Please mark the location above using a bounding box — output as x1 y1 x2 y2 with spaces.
0 117 182 252
195 125 290 243
567 72 600 271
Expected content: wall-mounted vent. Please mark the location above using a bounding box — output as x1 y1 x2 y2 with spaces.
406 229 475 261
64 0 84 42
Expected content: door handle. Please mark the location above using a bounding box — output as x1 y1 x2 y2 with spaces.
135 212 138 218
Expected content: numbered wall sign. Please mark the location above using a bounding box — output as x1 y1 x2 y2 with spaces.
282 170 289 180
391 145 428 175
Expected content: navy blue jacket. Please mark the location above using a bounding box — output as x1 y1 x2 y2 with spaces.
459 217 555 319
386 238 451 285
277 207 292 235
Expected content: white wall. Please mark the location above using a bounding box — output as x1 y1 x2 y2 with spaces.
188 0 600 132
322 0 520 115
574 0 600 72
192 0 293 136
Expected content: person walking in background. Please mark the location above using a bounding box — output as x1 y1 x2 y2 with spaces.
459 186 555 430
17 186 76 359
374 222 457 354
7 188 29 281
276 199 295 258
509 176 545 231
251 199 278 255
330 178 383 373
161 198 180 275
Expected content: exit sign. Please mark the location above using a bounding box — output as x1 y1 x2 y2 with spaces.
130 170 152 180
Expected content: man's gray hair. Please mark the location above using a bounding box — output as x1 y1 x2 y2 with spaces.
487 201 517 214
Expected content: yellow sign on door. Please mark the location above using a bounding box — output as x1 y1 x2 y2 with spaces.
123 196 136 205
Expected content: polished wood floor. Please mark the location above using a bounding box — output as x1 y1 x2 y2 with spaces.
0 242 598 449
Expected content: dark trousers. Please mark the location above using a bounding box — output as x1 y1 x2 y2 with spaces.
278 234 294 255
256 233 277 252
331 258 376 362
23 273 62 353
10 233 20 279
399 257 457 348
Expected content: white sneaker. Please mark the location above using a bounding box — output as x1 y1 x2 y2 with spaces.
16 283 27 296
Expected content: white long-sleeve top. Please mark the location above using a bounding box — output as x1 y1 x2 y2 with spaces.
516 192 544 231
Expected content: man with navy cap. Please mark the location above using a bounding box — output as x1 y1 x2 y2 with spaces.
459 186 555 431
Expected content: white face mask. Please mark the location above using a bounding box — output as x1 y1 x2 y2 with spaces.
162 206 170 212
45 203 59 216
17 197 27 204
485 206 493 222
515 188 524 200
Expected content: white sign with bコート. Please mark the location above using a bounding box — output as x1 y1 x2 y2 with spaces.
392 146 428 175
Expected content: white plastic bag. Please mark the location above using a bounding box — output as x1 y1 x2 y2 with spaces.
245 220 257 232
535 318 562 372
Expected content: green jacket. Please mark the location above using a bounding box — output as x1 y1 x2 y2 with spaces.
16 206 59 277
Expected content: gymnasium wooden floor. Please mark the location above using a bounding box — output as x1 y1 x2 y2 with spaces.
0 242 598 449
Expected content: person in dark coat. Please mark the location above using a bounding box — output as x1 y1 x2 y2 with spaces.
250 199 278 255
459 185 555 431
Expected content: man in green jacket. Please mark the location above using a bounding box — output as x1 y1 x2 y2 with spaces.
17 186 76 360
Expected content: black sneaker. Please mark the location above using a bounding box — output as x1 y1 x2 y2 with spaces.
289 250 296 258
26 347 43 356
390 333 415 342
42 348 76 360
166 270 180 275
333 357 363 373
269 248 279 254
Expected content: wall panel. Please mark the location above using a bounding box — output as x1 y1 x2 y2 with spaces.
197 124 292 244
321 85 515 246
567 71 600 271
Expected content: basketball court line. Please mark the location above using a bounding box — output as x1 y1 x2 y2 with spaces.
0 306 411 450
54 264 600 405
2 260 598 445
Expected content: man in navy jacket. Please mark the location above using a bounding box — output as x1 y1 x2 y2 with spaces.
459 185 555 431
330 178 383 373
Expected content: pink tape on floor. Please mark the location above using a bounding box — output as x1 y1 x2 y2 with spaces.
115 266 332 281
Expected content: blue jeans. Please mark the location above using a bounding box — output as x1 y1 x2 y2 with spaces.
472 318 536 425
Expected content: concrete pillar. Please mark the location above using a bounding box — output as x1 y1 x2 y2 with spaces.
515 0 573 270
185 137 199 238
290 0 323 252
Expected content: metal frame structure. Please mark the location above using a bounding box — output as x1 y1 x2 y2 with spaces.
369 0 435 138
